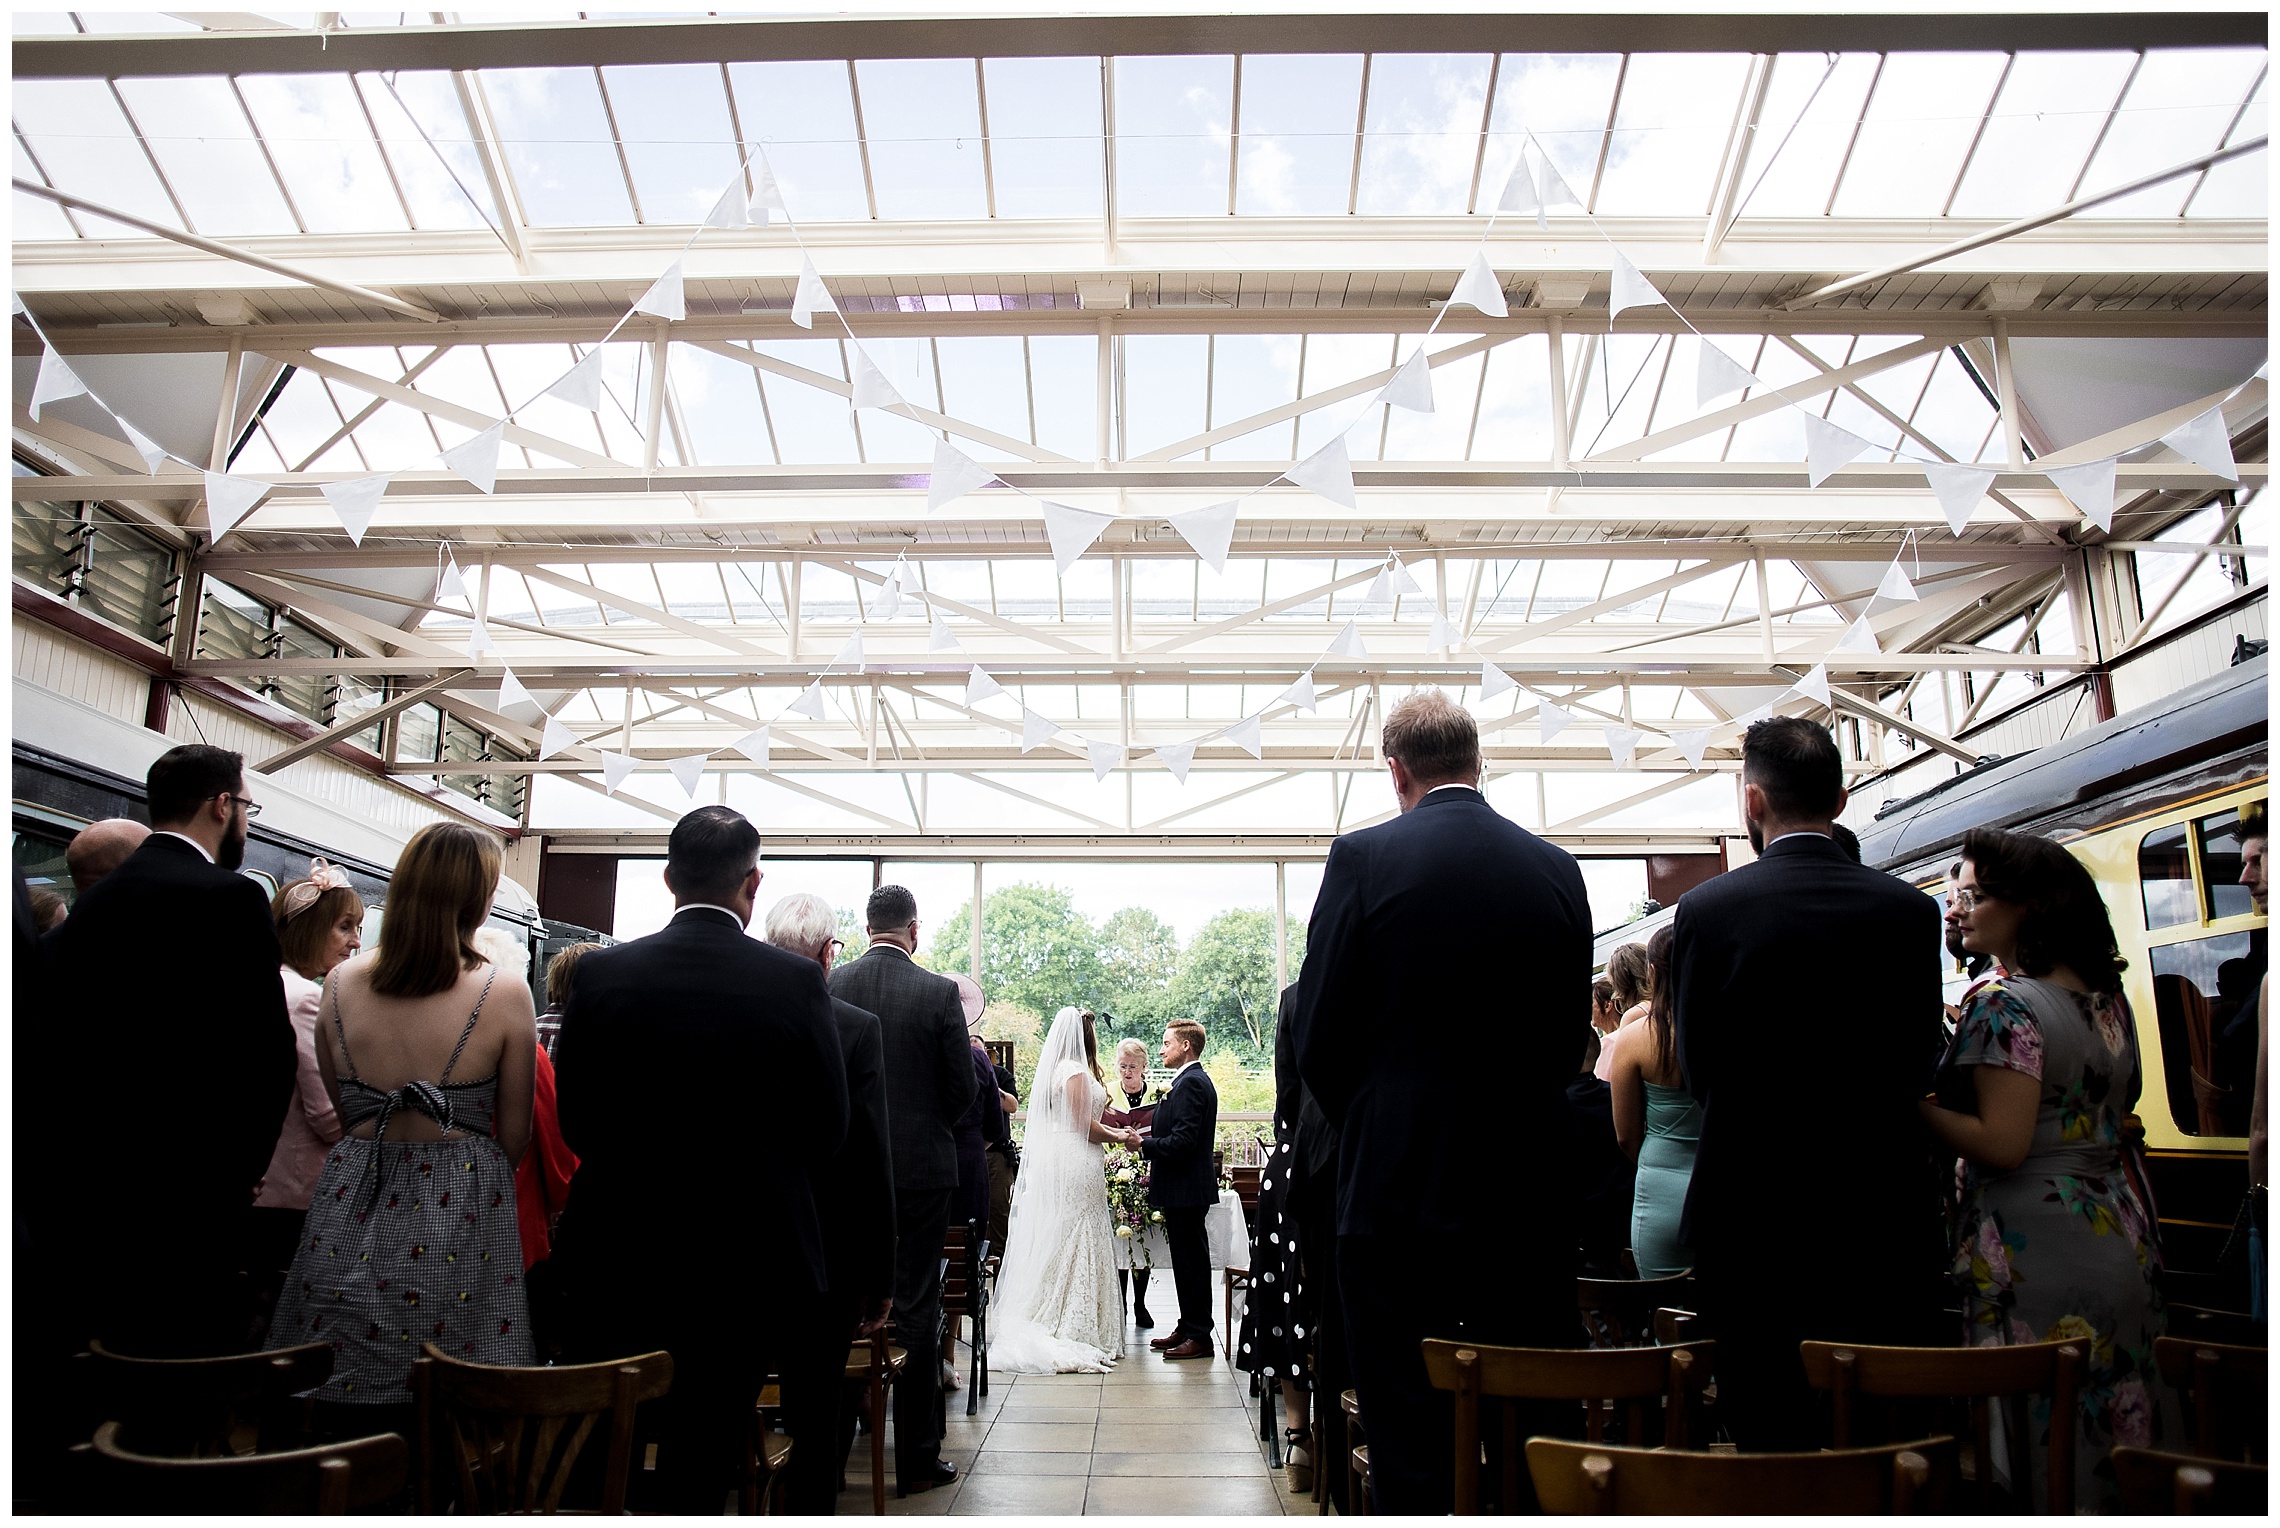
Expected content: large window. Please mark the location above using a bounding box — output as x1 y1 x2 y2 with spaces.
2142 802 2268 1136
11 495 176 644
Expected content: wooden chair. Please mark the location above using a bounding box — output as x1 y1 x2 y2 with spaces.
1225 1153 1261 1359
1800 1338 2083 1514
1341 1388 1366 1516
410 1343 673 1514
1423 1339 1713 1514
1651 1308 1699 1346
2112 1446 2269 1514
1526 1434 1957 1515
2164 1302 2265 1350
1575 1273 1694 1348
73 1419 406 1514
846 1331 908 1516
74 1339 335 1458
2153 1336 2267 1463
940 1223 991 1415
741 1417 796 1516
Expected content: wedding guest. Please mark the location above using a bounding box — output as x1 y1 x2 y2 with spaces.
27 886 65 932
1239 987 1315 1487
1920 827 2172 1510
763 892 895 1516
1672 717 1945 1451
537 942 599 1061
828 884 973 1496
468 931 577 1274
46 745 294 1356
1294 690 1591 1512
986 1047 1019 1258
1593 942 1652 1081
1832 821 1863 864
1608 926 1699 1277
267 822 537 1430
247 861 362 1326
1569 1026 1636 1279
553 808 845 1512
945 979 1001 1393
2242 806 2267 1320
1289 984 1351 1513
1590 978 1620 1037
64 816 148 893
1107 1037 1157 1327
1141 1019 1219 1361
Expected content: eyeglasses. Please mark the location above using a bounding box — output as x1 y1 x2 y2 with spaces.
1949 889 1990 911
213 792 263 819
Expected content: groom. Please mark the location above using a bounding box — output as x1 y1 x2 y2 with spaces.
1141 1019 1219 1360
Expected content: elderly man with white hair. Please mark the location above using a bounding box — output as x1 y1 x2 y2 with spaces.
763 892 896 1514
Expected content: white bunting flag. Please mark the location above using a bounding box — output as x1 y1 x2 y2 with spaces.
1538 701 1575 744
1168 501 1239 574
1277 671 1319 713
441 421 506 494
30 349 87 420
600 753 638 794
732 725 771 766
1696 339 1760 409
926 437 997 512
547 347 606 412
1154 740 1196 784
703 178 748 229
1497 154 1544 227
1875 559 1919 603
1364 567 1394 606
748 159 789 224
1041 500 1117 575
1479 661 1517 701
1528 140 1583 211
1922 462 1997 537
848 345 903 413
437 553 470 604
786 681 827 720
1791 664 1832 708
321 472 391 546
1833 614 1882 654
928 608 961 652
465 618 495 658
1326 619 1370 660
120 419 169 474
1380 349 1436 414
633 261 685 323
1674 727 1712 769
868 565 904 619
2044 458 2119 532
833 631 865 670
1019 707 1059 753
1087 739 1123 782
203 470 270 537
1603 726 1645 768
539 711 577 759
1287 436 1357 509
1804 413 1875 488
495 666 536 714
1448 251 1509 319
965 666 1005 706
1428 611 1461 649
1608 254 1667 320
790 257 833 330
1225 714 1264 759
2160 405 2238 482
667 753 708 796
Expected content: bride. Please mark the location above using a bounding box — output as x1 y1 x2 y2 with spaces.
989 1006 1138 1374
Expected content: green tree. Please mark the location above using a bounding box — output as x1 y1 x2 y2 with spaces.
1165 908 1306 1065
927 882 1105 1021
1095 905 1179 1043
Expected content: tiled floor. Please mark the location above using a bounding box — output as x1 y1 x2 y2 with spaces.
831 1278 1315 1516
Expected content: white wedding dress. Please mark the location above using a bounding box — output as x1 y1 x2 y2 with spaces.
988 1007 1125 1373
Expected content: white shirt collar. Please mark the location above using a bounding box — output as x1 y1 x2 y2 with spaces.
1425 782 1478 798
1174 1058 1201 1077
673 902 746 926
1768 830 1833 847
151 829 214 865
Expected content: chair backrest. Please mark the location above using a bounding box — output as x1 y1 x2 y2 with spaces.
412 1344 673 1514
2164 1303 2265 1350
1526 1434 1956 1515
1230 1164 1263 1214
1651 1309 1698 1347
77 1340 336 1458
2153 1337 2268 1462
1575 1274 1694 1347
76 1419 406 1514
984 1039 1014 1073
2111 1446 2269 1515
1424 1339 1714 1513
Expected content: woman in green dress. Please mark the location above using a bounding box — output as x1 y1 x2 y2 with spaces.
1610 926 1700 1277
1920 827 2172 1512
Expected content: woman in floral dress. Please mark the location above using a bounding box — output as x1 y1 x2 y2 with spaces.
1921 827 2172 1512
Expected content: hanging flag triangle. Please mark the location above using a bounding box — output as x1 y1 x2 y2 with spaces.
1379 349 1436 414
437 553 470 604
1168 501 1239 574
465 618 495 658
119 418 169 474
748 159 789 224
1696 339 1760 410
1364 567 1394 606
926 437 997 512
703 178 748 229
1922 462 1996 537
1386 559 1423 597
600 753 638 793
786 680 827 720
1875 559 1918 603
927 608 962 652
1538 701 1575 744
634 261 685 322
868 564 904 619
1448 251 1509 320
966 666 1005 706
1497 153 1543 226
1674 727 1711 769
833 631 865 670
1428 611 1461 649
1154 740 1196 784
1603 726 1645 768
1833 614 1881 654
321 472 392 546
495 666 536 714
1791 665 1833 708
546 347 607 412
1086 739 1122 781
1608 255 1666 320
1527 139 1583 210
791 257 833 330
847 345 904 413
1326 619 1370 660
1224 714 1264 759
1041 501 1116 576
667 753 709 796
2160 405 2238 482
1804 413 1876 488
1479 661 1517 701
1287 436 1357 509
732 725 771 766
30 349 87 420
1277 671 1319 713
441 421 506 495
203 471 270 538
539 711 577 759
1020 707 1059 753
2044 458 2119 532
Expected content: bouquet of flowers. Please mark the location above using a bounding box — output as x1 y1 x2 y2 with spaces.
1101 1142 1162 1267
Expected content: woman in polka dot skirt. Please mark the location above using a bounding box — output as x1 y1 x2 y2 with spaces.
1236 992 1317 1492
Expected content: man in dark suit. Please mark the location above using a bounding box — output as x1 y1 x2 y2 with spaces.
40 745 294 1358
827 885 974 1496
1671 716 1945 1451
1140 1018 1219 1360
762 892 895 1515
1293 690 1592 1514
553 808 847 1513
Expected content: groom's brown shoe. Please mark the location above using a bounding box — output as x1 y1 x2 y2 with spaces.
1148 1332 1182 1351
1161 1337 1211 1361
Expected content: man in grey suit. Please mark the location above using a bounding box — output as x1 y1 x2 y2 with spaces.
827 885 976 1496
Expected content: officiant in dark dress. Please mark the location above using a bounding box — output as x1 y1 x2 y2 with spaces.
1141 1019 1219 1359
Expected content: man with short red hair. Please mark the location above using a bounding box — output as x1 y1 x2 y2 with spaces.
1141 1017 1219 1359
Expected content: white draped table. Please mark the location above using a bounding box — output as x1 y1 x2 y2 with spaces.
1109 1188 1250 1273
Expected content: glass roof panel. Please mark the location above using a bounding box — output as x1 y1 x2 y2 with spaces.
1593 52 1752 215
1383 344 1485 459
1830 52 2008 217
1572 333 1671 456
1468 335 1556 459
980 56 1104 218
598 63 741 226
479 67 636 226
935 336 1035 458
12 136 79 237
2189 73 2266 216
1122 334 1209 457
1948 51 2137 216
1486 53 1621 206
726 60 870 222
236 74 411 234
2079 48 2267 216
1728 52 1878 218
112 75 298 234
1905 349 2003 464
1205 333 1300 461
1234 53 1364 215
855 58 989 220
1112 54 1234 217
14 78 179 233
11 13 77 33
1353 53 1493 215
1296 334 1393 457
1027 335 1099 461
359 72 498 231
747 340 861 463
346 381 448 470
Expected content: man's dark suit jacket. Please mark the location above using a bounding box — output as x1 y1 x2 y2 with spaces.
1141 1063 1219 1209
554 907 848 1299
821 997 896 1301
1293 785 1592 1242
1672 832 1943 1275
827 945 973 1193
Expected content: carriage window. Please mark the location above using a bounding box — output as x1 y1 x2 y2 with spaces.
2139 825 2197 929
2196 809 2258 923
2148 931 2266 1137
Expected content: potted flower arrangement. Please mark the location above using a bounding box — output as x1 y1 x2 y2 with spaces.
1101 1142 1161 1266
